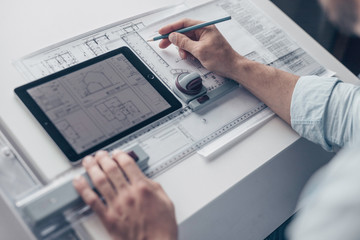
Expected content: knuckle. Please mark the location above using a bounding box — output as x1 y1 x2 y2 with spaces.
87 195 99 208
93 175 107 188
196 46 207 59
118 182 127 189
178 37 187 49
114 202 124 216
120 155 134 168
103 162 118 175
152 181 162 190
105 213 118 229
82 189 100 208
136 181 152 197
208 25 217 31
124 195 135 207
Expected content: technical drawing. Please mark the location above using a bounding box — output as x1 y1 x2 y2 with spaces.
29 82 70 111
57 120 80 144
44 51 77 72
123 22 145 33
53 106 78 119
96 97 142 126
85 34 111 56
96 103 115 121
84 71 112 95
69 70 114 99
105 98 141 121
113 21 146 36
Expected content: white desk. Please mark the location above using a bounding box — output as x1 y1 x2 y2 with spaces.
0 0 358 239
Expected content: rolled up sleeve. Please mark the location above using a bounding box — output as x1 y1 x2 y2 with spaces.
290 76 360 151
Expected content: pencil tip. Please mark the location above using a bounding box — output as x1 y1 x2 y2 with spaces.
146 39 153 42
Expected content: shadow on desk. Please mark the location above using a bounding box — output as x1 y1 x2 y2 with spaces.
264 215 293 240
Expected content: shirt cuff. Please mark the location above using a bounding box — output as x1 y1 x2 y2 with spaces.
290 76 341 151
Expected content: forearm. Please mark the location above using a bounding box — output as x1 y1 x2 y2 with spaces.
228 55 299 124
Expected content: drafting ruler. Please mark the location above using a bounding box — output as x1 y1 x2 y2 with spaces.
104 101 271 178
146 102 271 177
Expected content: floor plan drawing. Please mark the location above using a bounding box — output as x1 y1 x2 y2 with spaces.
77 71 113 98
96 98 142 126
57 120 80 144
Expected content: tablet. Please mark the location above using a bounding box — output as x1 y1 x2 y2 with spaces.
15 47 182 163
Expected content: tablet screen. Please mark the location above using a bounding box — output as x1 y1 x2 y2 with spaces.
15 47 181 162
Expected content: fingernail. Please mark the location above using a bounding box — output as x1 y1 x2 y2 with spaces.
95 150 107 157
112 149 122 156
179 49 185 59
83 156 94 165
169 33 176 43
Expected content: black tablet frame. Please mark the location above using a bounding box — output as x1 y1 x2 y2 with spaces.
15 46 182 163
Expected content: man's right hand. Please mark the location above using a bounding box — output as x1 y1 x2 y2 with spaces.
158 18 243 80
158 18 299 124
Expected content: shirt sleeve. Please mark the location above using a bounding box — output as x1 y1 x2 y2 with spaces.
290 76 360 151
286 139 360 240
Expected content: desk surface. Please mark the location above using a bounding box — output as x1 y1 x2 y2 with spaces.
0 0 358 239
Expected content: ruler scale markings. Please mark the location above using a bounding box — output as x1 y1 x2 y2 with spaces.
144 102 268 178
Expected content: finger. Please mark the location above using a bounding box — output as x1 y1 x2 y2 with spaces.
83 155 116 202
158 18 203 35
73 175 107 219
169 32 197 54
159 31 197 49
95 151 128 190
178 49 188 59
112 150 145 183
159 39 171 49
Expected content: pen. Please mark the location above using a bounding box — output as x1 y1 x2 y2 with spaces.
147 16 232 42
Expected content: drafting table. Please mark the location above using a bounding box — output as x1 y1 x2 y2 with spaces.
0 0 358 239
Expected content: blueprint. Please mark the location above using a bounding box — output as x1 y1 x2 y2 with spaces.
14 0 334 177
14 4 187 81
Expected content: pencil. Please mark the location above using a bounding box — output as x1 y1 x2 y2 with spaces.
147 16 232 42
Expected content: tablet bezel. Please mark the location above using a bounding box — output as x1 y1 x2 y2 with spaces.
15 46 182 163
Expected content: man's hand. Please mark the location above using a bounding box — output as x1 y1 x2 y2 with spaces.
158 18 243 79
158 18 299 124
73 150 178 240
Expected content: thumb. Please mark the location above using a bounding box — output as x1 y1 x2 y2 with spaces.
169 32 196 53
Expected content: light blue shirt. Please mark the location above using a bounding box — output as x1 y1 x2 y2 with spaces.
287 76 360 240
